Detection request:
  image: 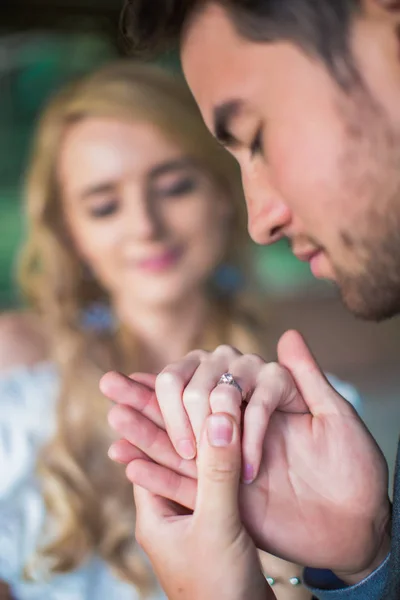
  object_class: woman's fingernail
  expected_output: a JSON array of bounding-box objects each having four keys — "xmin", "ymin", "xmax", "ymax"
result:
[
  {"xmin": 207, "ymin": 415, "xmax": 234, "ymax": 447},
  {"xmin": 243, "ymin": 463, "xmax": 255, "ymax": 484},
  {"xmin": 177, "ymin": 439, "xmax": 196, "ymax": 459}
]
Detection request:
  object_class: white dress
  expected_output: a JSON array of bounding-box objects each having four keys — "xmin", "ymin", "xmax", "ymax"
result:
[
  {"xmin": 0, "ymin": 362, "xmax": 362, "ymax": 600},
  {"xmin": 0, "ymin": 362, "xmax": 165, "ymax": 600}
]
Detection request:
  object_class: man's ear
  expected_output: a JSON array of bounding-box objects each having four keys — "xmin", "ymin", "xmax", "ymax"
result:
[
  {"xmin": 362, "ymin": 0, "xmax": 400, "ymax": 15},
  {"xmin": 375, "ymin": 0, "xmax": 400, "ymax": 11},
  {"xmin": 373, "ymin": 0, "xmax": 400, "ymax": 61},
  {"xmin": 363, "ymin": 0, "xmax": 400, "ymax": 55}
]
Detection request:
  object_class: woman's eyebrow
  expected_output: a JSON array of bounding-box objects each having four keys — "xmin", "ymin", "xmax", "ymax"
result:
[
  {"xmin": 80, "ymin": 182, "xmax": 116, "ymax": 200},
  {"xmin": 148, "ymin": 158, "xmax": 197, "ymax": 181}
]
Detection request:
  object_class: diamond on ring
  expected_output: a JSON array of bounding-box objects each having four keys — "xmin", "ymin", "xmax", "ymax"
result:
[{"xmin": 217, "ymin": 372, "xmax": 245, "ymax": 400}]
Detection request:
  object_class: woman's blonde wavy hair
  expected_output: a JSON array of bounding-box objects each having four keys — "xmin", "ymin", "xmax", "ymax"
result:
[{"xmin": 19, "ymin": 60, "xmax": 264, "ymax": 597}]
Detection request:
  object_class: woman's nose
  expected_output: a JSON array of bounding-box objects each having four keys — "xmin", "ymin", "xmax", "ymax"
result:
[{"xmin": 126, "ymin": 187, "xmax": 161, "ymax": 240}]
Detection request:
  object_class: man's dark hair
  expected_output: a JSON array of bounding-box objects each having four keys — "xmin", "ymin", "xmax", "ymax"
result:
[{"xmin": 120, "ymin": 0, "xmax": 363, "ymax": 88}]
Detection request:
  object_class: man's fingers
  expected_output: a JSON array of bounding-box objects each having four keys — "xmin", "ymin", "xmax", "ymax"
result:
[
  {"xmin": 277, "ymin": 330, "xmax": 342, "ymax": 415},
  {"xmin": 108, "ymin": 439, "xmax": 149, "ymax": 464},
  {"xmin": 128, "ymin": 461, "xmax": 197, "ymax": 511},
  {"xmin": 134, "ymin": 485, "xmax": 176, "ymax": 531},
  {"xmin": 241, "ymin": 362, "xmax": 309, "ymax": 483},
  {"xmin": 128, "ymin": 373, "xmax": 157, "ymax": 388},
  {"xmin": 100, "ymin": 371, "xmax": 164, "ymax": 429},
  {"xmin": 108, "ymin": 405, "xmax": 197, "ymax": 479}
]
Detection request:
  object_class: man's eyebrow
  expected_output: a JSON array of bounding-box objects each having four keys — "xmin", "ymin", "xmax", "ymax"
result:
[{"xmin": 213, "ymin": 100, "xmax": 243, "ymax": 147}]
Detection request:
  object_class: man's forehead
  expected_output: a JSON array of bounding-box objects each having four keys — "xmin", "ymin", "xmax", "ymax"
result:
[
  {"xmin": 181, "ymin": 3, "xmax": 252, "ymax": 126},
  {"xmin": 181, "ymin": 3, "xmax": 310, "ymax": 130}
]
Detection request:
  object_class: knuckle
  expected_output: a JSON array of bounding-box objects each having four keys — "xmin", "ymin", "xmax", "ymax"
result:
[
  {"xmin": 156, "ymin": 369, "xmax": 184, "ymax": 391},
  {"xmin": 206, "ymin": 460, "xmax": 237, "ymax": 483},
  {"xmin": 210, "ymin": 385, "xmax": 237, "ymax": 404},
  {"xmin": 108, "ymin": 405, "xmax": 130, "ymax": 430},
  {"xmin": 261, "ymin": 361, "xmax": 285, "ymax": 380},
  {"xmin": 214, "ymin": 344, "xmax": 240, "ymax": 358},
  {"xmin": 187, "ymin": 349, "xmax": 209, "ymax": 362},
  {"xmin": 183, "ymin": 386, "xmax": 205, "ymax": 407},
  {"xmin": 230, "ymin": 352, "xmax": 264, "ymax": 372},
  {"xmin": 246, "ymin": 353, "xmax": 266, "ymax": 367}
]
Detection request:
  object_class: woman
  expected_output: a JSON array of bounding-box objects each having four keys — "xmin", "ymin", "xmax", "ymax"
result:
[{"xmin": 0, "ymin": 61, "xmax": 359, "ymax": 600}]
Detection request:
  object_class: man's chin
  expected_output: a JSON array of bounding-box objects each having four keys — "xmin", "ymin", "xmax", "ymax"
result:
[{"xmin": 339, "ymin": 284, "xmax": 400, "ymax": 322}]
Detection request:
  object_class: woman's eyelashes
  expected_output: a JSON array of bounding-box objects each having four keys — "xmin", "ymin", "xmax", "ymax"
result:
[
  {"xmin": 153, "ymin": 177, "xmax": 197, "ymax": 199},
  {"xmin": 86, "ymin": 177, "xmax": 197, "ymax": 218},
  {"xmin": 88, "ymin": 198, "xmax": 119, "ymax": 218}
]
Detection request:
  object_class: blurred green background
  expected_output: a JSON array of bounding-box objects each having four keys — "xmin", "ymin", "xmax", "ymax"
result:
[{"xmin": 0, "ymin": 0, "xmax": 325, "ymax": 309}]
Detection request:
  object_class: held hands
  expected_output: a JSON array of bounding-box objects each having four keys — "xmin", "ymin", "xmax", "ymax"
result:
[
  {"xmin": 102, "ymin": 330, "xmax": 391, "ymax": 584},
  {"xmin": 133, "ymin": 409, "xmax": 272, "ymax": 600}
]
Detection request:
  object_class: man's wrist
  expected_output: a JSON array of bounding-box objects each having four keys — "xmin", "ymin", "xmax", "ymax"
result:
[{"xmin": 333, "ymin": 526, "xmax": 391, "ymax": 586}]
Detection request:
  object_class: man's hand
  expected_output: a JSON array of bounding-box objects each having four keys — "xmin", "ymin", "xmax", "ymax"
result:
[{"xmin": 102, "ymin": 330, "xmax": 391, "ymax": 583}]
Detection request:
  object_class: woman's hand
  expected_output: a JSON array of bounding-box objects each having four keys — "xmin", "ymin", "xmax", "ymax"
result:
[
  {"xmin": 131, "ymin": 398, "xmax": 272, "ymax": 600},
  {"xmin": 151, "ymin": 342, "xmax": 309, "ymax": 483},
  {"xmin": 103, "ymin": 330, "xmax": 391, "ymax": 580}
]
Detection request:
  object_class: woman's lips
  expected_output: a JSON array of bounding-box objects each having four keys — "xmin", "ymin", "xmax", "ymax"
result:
[{"xmin": 135, "ymin": 248, "xmax": 183, "ymax": 273}]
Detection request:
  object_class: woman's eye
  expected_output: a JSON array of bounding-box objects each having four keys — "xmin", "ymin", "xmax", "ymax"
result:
[
  {"xmin": 88, "ymin": 200, "xmax": 119, "ymax": 218},
  {"xmin": 250, "ymin": 128, "xmax": 264, "ymax": 158},
  {"xmin": 157, "ymin": 178, "xmax": 197, "ymax": 198}
]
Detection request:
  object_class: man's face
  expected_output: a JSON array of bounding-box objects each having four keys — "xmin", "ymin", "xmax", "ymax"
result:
[{"xmin": 182, "ymin": 3, "xmax": 400, "ymax": 320}]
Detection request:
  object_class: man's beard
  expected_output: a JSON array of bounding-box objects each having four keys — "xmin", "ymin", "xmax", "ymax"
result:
[
  {"xmin": 334, "ymin": 224, "xmax": 400, "ymax": 321},
  {"xmin": 334, "ymin": 88, "xmax": 400, "ymax": 321}
]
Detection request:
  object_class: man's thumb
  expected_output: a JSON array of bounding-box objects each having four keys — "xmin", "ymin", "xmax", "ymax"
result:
[
  {"xmin": 278, "ymin": 330, "xmax": 343, "ymax": 414},
  {"xmin": 195, "ymin": 413, "xmax": 241, "ymax": 525}
]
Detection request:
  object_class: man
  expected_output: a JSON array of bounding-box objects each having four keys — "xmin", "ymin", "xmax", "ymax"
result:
[{"xmin": 102, "ymin": 1, "xmax": 400, "ymax": 598}]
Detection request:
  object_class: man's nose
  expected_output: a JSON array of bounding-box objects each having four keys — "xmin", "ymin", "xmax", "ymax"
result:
[{"xmin": 243, "ymin": 174, "xmax": 291, "ymax": 246}]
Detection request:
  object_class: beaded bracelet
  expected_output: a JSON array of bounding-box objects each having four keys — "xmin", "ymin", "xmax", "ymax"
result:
[{"xmin": 265, "ymin": 575, "xmax": 302, "ymax": 586}]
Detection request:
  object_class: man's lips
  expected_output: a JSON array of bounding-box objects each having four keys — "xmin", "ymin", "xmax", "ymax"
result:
[
  {"xmin": 293, "ymin": 249, "xmax": 327, "ymax": 278},
  {"xmin": 293, "ymin": 249, "xmax": 322, "ymax": 263}
]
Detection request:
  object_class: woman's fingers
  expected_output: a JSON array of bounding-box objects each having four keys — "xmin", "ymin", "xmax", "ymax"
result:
[
  {"xmin": 108, "ymin": 404, "xmax": 197, "ymax": 479},
  {"xmin": 156, "ymin": 346, "xmax": 242, "ymax": 460},
  {"xmin": 181, "ymin": 346, "xmax": 242, "ymax": 446},
  {"xmin": 155, "ymin": 352, "xmax": 205, "ymax": 460},
  {"xmin": 208, "ymin": 353, "xmax": 264, "ymax": 421}
]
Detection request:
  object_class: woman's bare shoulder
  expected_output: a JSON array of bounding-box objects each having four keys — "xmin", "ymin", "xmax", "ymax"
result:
[{"xmin": 0, "ymin": 311, "xmax": 49, "ymax": 371}]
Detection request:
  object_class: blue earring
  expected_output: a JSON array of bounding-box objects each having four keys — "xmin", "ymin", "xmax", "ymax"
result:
[
  {"xmin": 80, "ymin": 302, "xmax": 116, "ymax": 333},
  {"xmin": 213, "ymin": 264, "xmax": 245, "ymax": 293}
]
